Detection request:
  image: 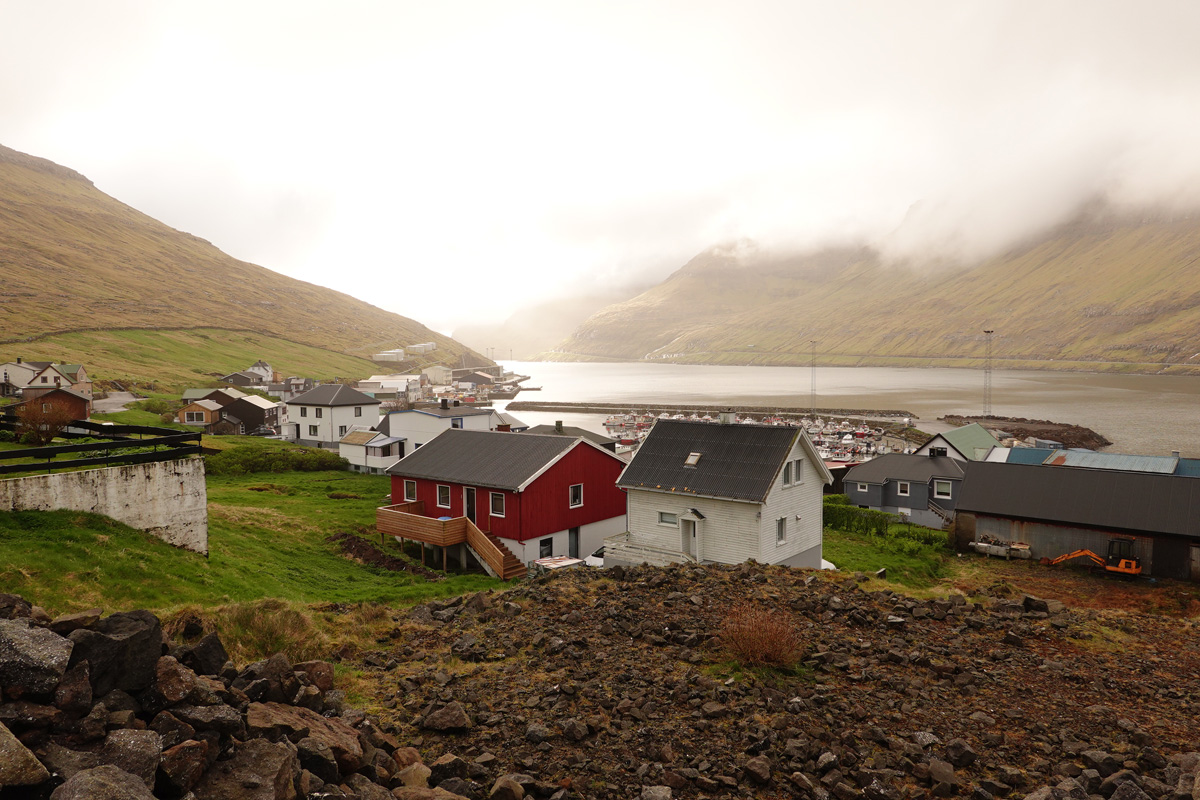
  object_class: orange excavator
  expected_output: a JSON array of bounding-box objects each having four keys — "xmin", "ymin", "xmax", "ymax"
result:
[{"xmin": 1042, "ymin": 538, "xmax": 1141, "ymax": 576}]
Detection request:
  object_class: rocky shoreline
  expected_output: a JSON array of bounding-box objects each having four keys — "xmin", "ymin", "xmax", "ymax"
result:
[{"xmin": 941, "ymin": 416, "xmax": 1113, "ymax": 450}]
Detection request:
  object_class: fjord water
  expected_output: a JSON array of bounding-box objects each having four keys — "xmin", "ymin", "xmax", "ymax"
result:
[{"xmin": 496, "ymin": 361, "xmax": 1200, "ymax": 456}]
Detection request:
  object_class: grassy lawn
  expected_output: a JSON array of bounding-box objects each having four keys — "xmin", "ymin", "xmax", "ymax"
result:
[
  {"xmin": 822, "ymin": 527, "xmax": 951, "ymax": 589},
  {"xmin": 0, "ymin": 464, "xmax": 502, "ymax": 617}
]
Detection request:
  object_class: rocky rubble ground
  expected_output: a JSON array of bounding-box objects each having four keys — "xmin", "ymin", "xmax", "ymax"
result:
[
  {"xmin": 0, "ymin": 592, "xmax": 527, "ymax": 799},
  {"xmin": 352, "ymin": 563, "xmax": 1200, "ymax": 800}
]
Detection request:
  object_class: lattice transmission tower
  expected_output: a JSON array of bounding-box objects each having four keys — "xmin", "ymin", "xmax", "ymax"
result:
[{"xmin": 983, "ymin": 329, "xmax": 994, "ymax": 417}]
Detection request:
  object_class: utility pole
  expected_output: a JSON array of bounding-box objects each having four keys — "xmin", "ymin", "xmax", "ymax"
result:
[
  {"xmin": 810, "ymin": 340, "xmax": 817, "ymax": 413},
  {"xmin": 983, "ymin": 329, "xmax": 994, "ymax": 417}
]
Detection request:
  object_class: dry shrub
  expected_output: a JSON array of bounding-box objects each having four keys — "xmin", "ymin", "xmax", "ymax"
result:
[
  {"xmin": 214, "ymin": 599, "xmax": 330, "ymax": 664},
  {"xmin": 718, "ymin": 603, "xmax": 804, "ymax": 669}
]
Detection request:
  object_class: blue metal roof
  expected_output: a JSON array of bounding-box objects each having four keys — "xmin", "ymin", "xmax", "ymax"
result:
[
  {"xmin": 1003, "ymin": 448, "xmax": 1057, "ymax": 465},
  {"xmin": 1043, "ymin": 450, "xmax": 1178, "ymax": 474}
]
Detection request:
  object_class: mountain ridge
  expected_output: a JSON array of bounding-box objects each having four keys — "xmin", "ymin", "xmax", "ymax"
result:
[
  {"xmin": 541, "ymin": 206, "xmax": 1200, "ymax": 373},
  {"xmin": 0, "ymin": 144, "xmax": 487, "ymax": 369}
]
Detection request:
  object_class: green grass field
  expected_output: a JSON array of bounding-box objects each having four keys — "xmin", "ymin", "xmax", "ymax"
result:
[
  {"xmin": 822, "ymin": 527, "xmax": 950, "ymax": 589},
  {"xmin": 0, "ymin": 463, "xmax": 501, "ymax": 616}
]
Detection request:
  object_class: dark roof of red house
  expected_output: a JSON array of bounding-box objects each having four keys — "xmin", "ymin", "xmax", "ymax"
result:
[{"xmin": 386, "ymin": 429, "xmax": 612, "ymax": 491}]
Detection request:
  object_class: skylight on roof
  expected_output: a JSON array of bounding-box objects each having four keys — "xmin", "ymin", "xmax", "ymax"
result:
[{"xmin": 684, "ymin": 452, "xmax": 702, "ymax": 467}]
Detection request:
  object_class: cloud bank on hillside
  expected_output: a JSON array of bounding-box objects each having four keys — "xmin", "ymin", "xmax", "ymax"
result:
[{"xmin": 3, "ymin": 2, "xmax": 1199, "ymax": 330}]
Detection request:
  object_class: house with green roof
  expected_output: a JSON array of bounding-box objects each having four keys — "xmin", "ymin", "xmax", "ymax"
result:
[{"xmin": 914, "ymin": 422, "xmax": 999, "ymax": 462}]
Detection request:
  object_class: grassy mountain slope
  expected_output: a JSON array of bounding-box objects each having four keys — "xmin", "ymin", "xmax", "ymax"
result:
[
  {"xmin": 0, "ymin": 144, "xmax": 486, "ymax": 369},
  {"xmin": 546, "ymin": 210, "xmax": 1200, "ymax": 372}
]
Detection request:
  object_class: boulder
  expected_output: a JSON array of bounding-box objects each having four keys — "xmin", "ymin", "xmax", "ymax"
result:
[
  {"xmin": 245, "ymin": 701, "xmax": 363, "ymax": 772},
  {"xmin": 49, "ymin": 608, "xmax": 103, "ymax": 636},
  {"xmin": 0, "ymin": 593, "xmax": 33, "ymax": 620},
  {"xmin": 392, "ymin": 788, "xmax": 472, "ymax": 800},
  {"xmin": 293, "ymin": 660, "xmax": 335, "ymax": 692},
  {"xmin": 68, "ymin": 610, "xmax": 162, "ymax": 697},
  {"xmin": 55, "ymin": 661, "xmax": 93, "ymax": 715},
  {"xmin": 158, "ymin": 739, "xmax": 209, "ymax": 793},
  {"xmin": 151, "ymin": 655, "xmax": 198, "ymax": 704},
  {"xmin": 296, "ymin": 735, "xmax": 341, "ymax": 784},
  {"xmin": 744, "ymin": 755, "xmax": 773, "ymax": 785},
  {"xmin": 100, "ymin": 729, "xmax": 163, "ymax": 789},
  {"xmin": 0, "ymin": 720, "xmax": 51, "ymax": 786},
  {"xmin": 490, "ymin": 774, "xmax": 526, "ymax": 800},
  {"xmin": 945, "ymin": 738, "xmax": 978, "ymax": 768},
  {"xmin": 170, "ymin": 703, "xmax": 246, "ymax": 737},
  {"xmin": 422, "ymin": 701, "xmax": 473, "ymax": 732},
  {"xmin": 430, "ymin": 753, "xmax": 468, "ymax": 784},
  {"xmin": 189, "ymin": 737, "xmax": 300, "ymax": 800},
  {"xmin": 48, "ymin": 764, "xmax": 157, "ymax": 800},
  {"xmin": 179, "ymin": 631, "xmax": 230, "ymax": 677},
  {"xmin": 0, "ymin": 618, "xmax": 73, "ymax": 695},
  {"xmin": 39, "ymin": 742, "xmax": 102, "ymax": 782}
]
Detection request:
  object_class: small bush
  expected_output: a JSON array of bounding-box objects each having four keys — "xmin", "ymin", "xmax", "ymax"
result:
[
  {"xmin": 216, "ymin": 598, "xmax": 329, "ymax": 663},
  {"xmin": 0, "ymin": 429, "xmax": 14, "ymax": 442},
  {"xmin": 718, "ymin": 603, "xmax": 804, "ymax": 669}
]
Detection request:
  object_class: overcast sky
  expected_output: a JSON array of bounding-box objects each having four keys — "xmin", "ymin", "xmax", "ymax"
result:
[{"xmin": 4, "ymin": 1, "xmax": 1200, "ymax": 333}]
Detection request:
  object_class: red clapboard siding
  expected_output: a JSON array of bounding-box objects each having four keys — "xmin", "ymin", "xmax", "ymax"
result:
[
  {"xmin": 389, "ymin": 442, "xmax": 625, "ymax": 542},
  {"xmin": 516, "ymin": 443, "xmax": 626, "ymax": 543}
]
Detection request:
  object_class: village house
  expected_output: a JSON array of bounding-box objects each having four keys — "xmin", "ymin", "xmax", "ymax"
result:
[
  {"xmin": 177, "ymin": 399, "xmax": 223, "ymax": 428},
  {"xmin": 0, "ymin": 360, "xmax": 42, "ymax": 396},
  {"xmin": 339, "ymin": 428, "xmax": 406, "ymax": 474},
  {"xmin": 914, "ymin": 422, "xmax": 1000, "ymax": 462},
  {"xmin": 378, "ymin": 428, "xmax": 628, "ymax": 576},
  {"xmin": 956, "ymin": 460, "xmax": 1200, "ymax": 581},
  {"xmin": 285, "ymin": 384, "xmax": 381, "ymax": 448},
  {"xmin": 15, "ymin": 386, "xmax": 92, "ymax": 420},
  {"xmin": 843, "ymin": 453, "xmax": 965, "ymax": 528},
  {"xmin": 216, "ymin": 395, "xmax": 285, "ymax": 435},
  {"xmin": 607, "ymin": 415, "xmax": 832, "ymax": 568},
  {"xmin": 181, "ymin": 387, "xmax": 247, "ymax": 407},
  {"xmin": 378, "ymin": 400, "xmax": 499, "ymax": 450},
  {"xmin": 523, "ymin": 422, "xmax": 618, "ymax": 452}
]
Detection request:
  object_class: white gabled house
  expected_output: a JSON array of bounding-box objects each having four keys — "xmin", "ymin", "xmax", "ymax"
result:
[
  {"xmin": 339, "ymin": 428, "xmax": 406, "ymax": 474},
  {"xmin": 608, "ymin": 414, "xmax": 833, "ymax": 568},
  {"xmin": 285, "ymin": 384, "xmax": 381, "ymax": 449},
  {"xmin": 378, "ymin": 400, "xmax": 499, "ymax": 450}
]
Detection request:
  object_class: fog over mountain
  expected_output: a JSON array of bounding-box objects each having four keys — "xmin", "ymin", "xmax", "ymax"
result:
[{"xmin": 3, "ymin": 2, "xmax": 1199, "ymax": 333}]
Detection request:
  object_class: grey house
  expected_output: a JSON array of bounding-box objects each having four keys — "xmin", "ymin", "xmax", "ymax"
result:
[{"xmin": 843, "ymin": 454, "xmax": 965, "ymax": 528}]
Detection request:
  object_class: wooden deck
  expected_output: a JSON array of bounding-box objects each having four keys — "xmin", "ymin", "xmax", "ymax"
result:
[{"xmin": 377, "ymin": 502, "xmax": 525, "ymax": 580}]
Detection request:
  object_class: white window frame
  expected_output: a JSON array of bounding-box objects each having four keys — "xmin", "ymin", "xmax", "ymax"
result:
[
  {"xmin": 490, "ymin": 491, "xmax": 505, "ymax": 517},
  {"xmin": 684, "ymin": 452, "xmax": 702, "ymax": 467},
  {"xmin": 782, "ymin": 461, "xmax": 792, "ymax": 485},
  {"xmin": 185, "ymin": 411, "xmax": 204, "ymax": 423},
  {"xmin": 776, "ymin": 517, "xmax": 787, "ymax": 544},
  {"xmin": 569, "ymin": 483, "xmax": 583, "ymax": 508},
  {"xmin": 897, "ymin": 481, "xmax": 910, "ymax": 497},
  {"xmin": 354, "ymin": 406, "xmax": 362, "ymax": 417},
  {"xmin": 934, "ymin": 480, "xmax": 952, "ymax": 500},
  {"xmin": 539, "ymin": 537, "xmax": 553, "ymax": 558},
  {"xmin": 338, "ymin": 425, "xmax": 348, "ymax": 437},
  {"xmin": 451, "ymin": 417, "xmax": 463, "ymax": 429},
  {"xmin": 792, "ymin": 459, "xmax": 803, "ymax": 484},
  {"xmin": 658, "ymin": 511, "xmax": 678, "ymax": 526},
  {"xmin": 300, "ymin": 406, "xmax": 307, "ymax": 417},
  {"xmin": 437, "ymin": 485, "xmax": 451, "ymax": 508},
  {"xmin": 856, "ymin": 483, "xmax": 869, "ymax": 492},
  {"xmin": 404, "ymin": 480, "xmax": 417, "ymax": 502},
  {"xmin": 314, "ymin": 407, "xmax": 323, "ymax": 418},
  {"xmin": 307, "ymin": 425, "xmax": 319, "ymax": 436}
]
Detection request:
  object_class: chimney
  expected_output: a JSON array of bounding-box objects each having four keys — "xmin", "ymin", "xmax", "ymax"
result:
[
  {"xmin": 453, "ymin": 400, "xmax": 460, "ymax": 407},
  {"xmin": 555, "ymin": 420, "xmax": 564, "ymax": 434},
  {"xmin": 719, "ymin": 409, "xmax": 735, "ymax": 425},
  {"xmin": 440, "ymin": 398, "xmax": 449, "ymax": 409},
  {"xmin": 16, "ymin": 357, "xmax": 21, "ymax": 364},
  {"xmin": 1173, "ymin": 450, "xmax": 1181, "ymax": 458}
]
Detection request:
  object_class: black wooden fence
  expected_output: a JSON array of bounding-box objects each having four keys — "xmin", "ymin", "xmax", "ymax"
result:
[{"xmin": 0, "ymin": 414, "xmax": 202, "ymax": 476}]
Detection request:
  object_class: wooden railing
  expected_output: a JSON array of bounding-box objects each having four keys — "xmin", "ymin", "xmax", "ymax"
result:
[{"xmin": 375, "ymin": 504, "xmax": 524, "ymax": 580}]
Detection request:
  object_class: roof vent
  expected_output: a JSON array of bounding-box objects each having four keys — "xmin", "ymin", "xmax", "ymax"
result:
[
  {"xmin": 719, "ymin": 409, "xmax": 735, "ymax": 425},
  {"xmin": 555, "ymin": 420, "xmax": 564, "ymax": 434},
  {"xmin": 440, "ymin": 398, "xmax": 449, "ymax": 409}
]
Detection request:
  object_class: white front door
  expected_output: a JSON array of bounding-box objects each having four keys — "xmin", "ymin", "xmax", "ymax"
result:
[{"xmin": 681, "ymin": 519, "xmax": 696, "ymax": 558}]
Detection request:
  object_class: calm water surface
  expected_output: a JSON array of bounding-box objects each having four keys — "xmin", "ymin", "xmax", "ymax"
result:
[{"xmin": 495, "ymin": 361, "xmax": 1200, "ymax": 456}]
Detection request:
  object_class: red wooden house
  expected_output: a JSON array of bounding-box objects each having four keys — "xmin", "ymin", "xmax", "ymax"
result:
[{"xmin": 380, "ymin": 429, "xmax": 627, "ymax": 575}]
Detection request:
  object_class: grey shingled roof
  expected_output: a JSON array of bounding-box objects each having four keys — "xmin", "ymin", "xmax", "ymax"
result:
[
  {"xmin": 288, "ymin": 384, "xmax": 380, "ymax": 407},
  {"xmin": 525, "ymin": 424, "xmax": 614, "ymax": 448},
  {"xmin": 617, "ymin": 419, "xmax": 799, "ymax": 503},
  {"xmin": 957, "ymin": 461, "xmax": 1200, "ymax": 539},
  {"xmin": 844, "ymin": 454, "xmax": 964, "ymax": 485},
  {"xmin": 385, "ymin": 429, "xmax": 579, "ymax": 491}
]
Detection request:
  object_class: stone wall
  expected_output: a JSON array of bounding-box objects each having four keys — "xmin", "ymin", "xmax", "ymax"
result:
[{"xmin": 0, "ymin": 457, "xmax": 208, "ymax": 554}]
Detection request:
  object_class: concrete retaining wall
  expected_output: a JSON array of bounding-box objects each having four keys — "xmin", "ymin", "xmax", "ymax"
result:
[{"xmin": 0, "ymin": 458, "xmax": 208, "ymax": 554}]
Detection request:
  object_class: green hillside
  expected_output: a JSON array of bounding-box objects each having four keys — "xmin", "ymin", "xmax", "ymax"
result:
[
  {"xmin": 545, "ymin": 210, "xmax": 1200, "ymax": 373},
  {"xmin": 0, "ymin": 144, "xmax": 488, "ymax": 373}
]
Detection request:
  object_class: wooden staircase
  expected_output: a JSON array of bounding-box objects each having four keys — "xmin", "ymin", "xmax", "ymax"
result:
[
  {"xmin": 465, "ymin": 521, "xmax": 526, "ymax": 580},
  {"xmin": 928, "ymin": 500, "xmax": 954, "ymax": 529}
]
